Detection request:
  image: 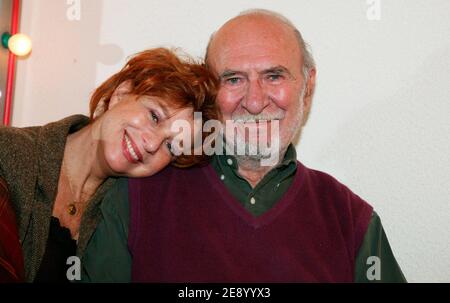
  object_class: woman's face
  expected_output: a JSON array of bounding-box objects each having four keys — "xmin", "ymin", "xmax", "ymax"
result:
[{"xmin": 97, "ymin": 89, "xmax": 193, "ymax": 178}]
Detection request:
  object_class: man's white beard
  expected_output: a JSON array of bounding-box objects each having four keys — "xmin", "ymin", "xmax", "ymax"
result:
[
  {"xmin": 224, "ymin": 90, "xmax": 306, "ymax": 166},
  {"xmin": 225, "ymin": 113, "xmax": 283, "ymax": 161}
]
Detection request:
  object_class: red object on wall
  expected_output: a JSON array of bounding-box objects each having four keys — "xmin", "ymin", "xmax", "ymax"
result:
[
  {"xmin": 3, "ymin": 0, "xmax": 20, "ymax": 126},
  {"xmin": 0, "ymin": 177, "xmax": 25, "ymax": 282}
]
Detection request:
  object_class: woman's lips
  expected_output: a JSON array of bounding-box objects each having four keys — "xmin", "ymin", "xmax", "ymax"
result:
[{"xmin": 122, "ymin": 130, "xmax": 143, "ymax": 163}]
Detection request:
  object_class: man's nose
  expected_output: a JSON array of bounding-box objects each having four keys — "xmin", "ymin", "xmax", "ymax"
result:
[
  {"xmin": 242, "ymin": 79, "xmax": 269, "ymax": 115},
  {"xmin": 141, "ymin": 131, "xmax": 165, "ymax": 154}
]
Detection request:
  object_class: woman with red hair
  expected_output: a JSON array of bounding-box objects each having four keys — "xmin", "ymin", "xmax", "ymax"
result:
[{"xmin": 0, "ymin": 48, "xmax": 218, "ymax": 282}]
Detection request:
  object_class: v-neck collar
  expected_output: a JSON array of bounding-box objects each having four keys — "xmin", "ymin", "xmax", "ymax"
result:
[
  {"xmin": 202, "ymin": 161, "xmax": 306, "ymax": 229},
  {"xmin": 211, "ymin": 144, "xmax": 298, "ymax": 216}
]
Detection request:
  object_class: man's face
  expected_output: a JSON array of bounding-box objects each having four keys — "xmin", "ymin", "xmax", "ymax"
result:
[{"xmin": 208, "ymin": 16, "xmax": 308, "ymax": 160}]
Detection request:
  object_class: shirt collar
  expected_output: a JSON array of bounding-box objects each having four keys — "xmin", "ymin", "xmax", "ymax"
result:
[
  {"xmin": 213, "ymin": 143, "xmax": 298, "ymax": 188},
  {"xmin": 215, "ymin": 143, "xmax": 297, "ymax": 174}
]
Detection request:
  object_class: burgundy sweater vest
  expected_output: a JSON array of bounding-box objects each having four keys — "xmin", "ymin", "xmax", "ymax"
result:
[{"xmin": 128, "ymin": 162, "xmax": 373, "ymax": 282}]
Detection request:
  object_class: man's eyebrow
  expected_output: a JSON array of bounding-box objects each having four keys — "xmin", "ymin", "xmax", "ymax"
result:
[
  {"xmin": 218, "ymin": 66, "xmax": 295, "ymax": 79},
  {"xmin": 260, "ymin": 65, "xmax": 293, "ymax": 77},
  {"xmin": 219, "ymin": 70, "xmax": 245, "ymax": 79}
]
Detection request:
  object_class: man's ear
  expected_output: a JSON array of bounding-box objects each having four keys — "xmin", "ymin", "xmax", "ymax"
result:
[
  {"xmin": 302, "ymin": 68, "xmax": 316, "ymax": 126},
  {"xmin": 108, "ymin": 80, "xmax": 133, "ymax": 109}
]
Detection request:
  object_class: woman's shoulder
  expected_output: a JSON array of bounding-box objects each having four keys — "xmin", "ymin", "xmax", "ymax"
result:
[
  {"xmin": 0, "ymin": 125, "xmax": 40, "ymax": 156},
  {"xmin": 0, "ymin": 115, "xmax": 87, "ymax": 159},
  {"xmin": 0, "ymin": 115, "xmax": 88, "ymax": 143},
  {"xmin": 0, "ymin": 124, "xmax": 40, "ymax": 144},
  {"xmin": 0, "ymin": 125, "xmax": 41, "ymax": 177}
]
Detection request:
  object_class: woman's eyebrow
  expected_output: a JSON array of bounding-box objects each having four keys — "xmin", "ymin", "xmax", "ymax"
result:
[
  {"xmin": 164, "ymin": 106, "xmax": 192, "ymax": 120},
  {"xmin": 143, "ymin": 97, "xmax": 170, "ymax": 118},
  {"xmin": 159, "ymin": 105, "xmax": 170, "ymax": 119}
]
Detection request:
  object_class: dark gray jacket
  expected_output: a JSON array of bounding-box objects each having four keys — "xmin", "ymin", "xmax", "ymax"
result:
[{"xmin": 0, "ymin": 115, "xmax": 116, "ymax": 281}]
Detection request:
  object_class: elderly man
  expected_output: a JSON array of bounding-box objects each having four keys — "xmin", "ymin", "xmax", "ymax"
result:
[{"xmin": 81, "ymin": 9, "xmax": 406, "ymax": 283}]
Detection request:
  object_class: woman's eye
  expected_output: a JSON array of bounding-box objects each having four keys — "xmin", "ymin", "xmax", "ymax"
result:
[
  {"xmin": 150, "ymin": 111, "xmax": 159, "ymax": 123},
  {"xmin": 166, "ymin": 141, "xmax": 175, "ymax": 156}
]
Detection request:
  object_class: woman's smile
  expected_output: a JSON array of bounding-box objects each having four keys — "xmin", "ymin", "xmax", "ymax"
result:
[{"xmin": 122, "ymin": 130, "xmax": 143, "ymax": 163}]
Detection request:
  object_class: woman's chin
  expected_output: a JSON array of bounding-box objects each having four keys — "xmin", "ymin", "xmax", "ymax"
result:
[{"xmin": 104, "ymin": 158, "xmax": 133, "ymax": 176}]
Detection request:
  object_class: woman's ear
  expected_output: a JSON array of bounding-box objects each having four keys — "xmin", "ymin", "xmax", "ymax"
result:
[
  {"xmin": 108, "ymin": 80, "xmax": 133, "ymax": 109},
  {"xmin": 92, "ymin": 80, "xmax": 133, "ymax": 119}
]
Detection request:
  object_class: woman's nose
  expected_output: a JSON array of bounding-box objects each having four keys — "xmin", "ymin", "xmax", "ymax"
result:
[{"xmin": 141, "ymin": 131, "xmax": 165, "ymax": 154}]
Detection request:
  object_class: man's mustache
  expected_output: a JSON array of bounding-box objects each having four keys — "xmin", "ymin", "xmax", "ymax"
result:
[{"xmin": 230, "ymin": 113, "xmax": 285, "ymax": 122}]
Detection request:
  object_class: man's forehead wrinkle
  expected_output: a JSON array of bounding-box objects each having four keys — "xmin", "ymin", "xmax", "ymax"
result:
[
  {"xmin": 219, "ymin": 13, "xmax": 291, "ymax": 37},
  {"xmin": 216, "ymin": 49, "xmax": 296, "ymax": 72},
  {"xmin": 212, "ymin": 31, "xmax": 300, "ymax": 62},
  {"xmin": 210, "ymin": 14, "xmax": 297, "ymax": 55},
  {"xmin": 217, "ymin": 39, "xmax": 293, "ymax": 59},
  {"xmin": 208, "ymin": 14, "xmax": 303, "ymax": 80}
]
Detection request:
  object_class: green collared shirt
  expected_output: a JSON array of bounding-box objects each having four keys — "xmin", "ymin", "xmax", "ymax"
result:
[
  {"xmin": 211, "ymin": 144, "xmax": 298, "ymax": 217},
  {"xmin": 81, "ymin": 145, "xmax": 406, "ymax": 282}
]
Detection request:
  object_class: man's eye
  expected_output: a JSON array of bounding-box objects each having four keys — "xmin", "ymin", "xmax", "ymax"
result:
[
  {"xmin": 150, "ymin": 111, "xmax": 159, "ymax": 123},
  {"xmin": 267, "ymin": 74, "xmax": 282, "ymax": 81},
  {"xmin": 225, "ymin": 77, "xmax": 242, "ymax": 85}
]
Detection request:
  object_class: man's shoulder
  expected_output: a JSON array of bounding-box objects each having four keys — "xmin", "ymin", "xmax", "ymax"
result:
[
  {"xmin": 300, "ymin": 163, "xmax": 350, "ymax": 191},
  {"xmin": 300, "ymin": 163, "xmax": 374, "ymax": 252},
  {"xmin": 299, "ymin": 162, "xmax": 373, "ymax": 210}
]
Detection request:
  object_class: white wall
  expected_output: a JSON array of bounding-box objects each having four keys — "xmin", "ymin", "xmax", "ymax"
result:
[{"xmin": 12, "ymin": 0, "xmax": 450, "ymax": 282}]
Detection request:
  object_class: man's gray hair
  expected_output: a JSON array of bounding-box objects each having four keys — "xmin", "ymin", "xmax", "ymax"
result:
[{"xmin": 205, "ymin": 8, "xmax": 316, "ymax": 81}]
